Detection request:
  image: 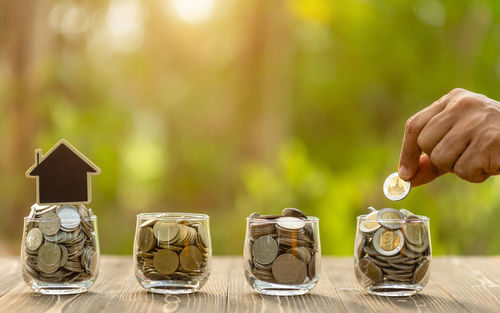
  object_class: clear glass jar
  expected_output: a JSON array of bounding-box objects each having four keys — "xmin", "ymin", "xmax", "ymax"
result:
[
  {"xmin": 354, "ymin": 210, "xmax": 431, "ymax": 296},
  {"xmin": 21, "ymin": 204, "xmax": 99, "ymax": 295},
  {"xmin": 244, "ymin": 215, "xmax": 321, "ymax": 296},
  {"xmin": 134, "ymin": 213, "xmax": 211, "ymax": 294}
]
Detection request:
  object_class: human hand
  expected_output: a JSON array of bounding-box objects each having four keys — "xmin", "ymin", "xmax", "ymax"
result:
[{"xmin": 398, "ymin": 88, "xmax": 500, "ymax": 186}]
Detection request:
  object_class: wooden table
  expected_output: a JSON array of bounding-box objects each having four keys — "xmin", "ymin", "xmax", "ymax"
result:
[{"xmin": 0, "ymin": 256, "xmax": 499, "ymax": 312}]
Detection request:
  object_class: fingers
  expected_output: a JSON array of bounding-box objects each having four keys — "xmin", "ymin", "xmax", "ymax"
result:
[
  {"xmin": 410, "ymin": 154, "xmax": 447, "ymax": 187},
  {"xmin": 428, "ymin": 126, "xmax": 471, "ymax": 172},
  {"xmin": 453, "ymin": 142, "xmax": 490, "ymax": 183},
  {"xmin": 417, "ymin": 111, "xmax": 455, "ymax": 155},
  {"xmin": 399, "ymin": 96, "xmax": 449, "ymax": 180}
]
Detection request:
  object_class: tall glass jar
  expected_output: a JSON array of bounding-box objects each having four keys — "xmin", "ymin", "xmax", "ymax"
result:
[
  {"xmin": 244, "ymin": 213, "xmax": 321, "ymax": 296},
  {"xmin": 21, "ymin": 204, "xmax": 99, "ymax": 295},
  {"xmin": 134, "ymin": 213, "xmax": 211, "ymax": 294},
  {"xmin": 354, "ymin": 208, "xmax": 431, "ymax": 296}
]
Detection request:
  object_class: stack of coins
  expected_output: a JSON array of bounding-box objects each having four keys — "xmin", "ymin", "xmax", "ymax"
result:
[
  {"xmin": 23, "ymin": 204, "xmax": 98, "ymax": 283},
  {"xmin": 246, "ymin": 208, "xmax": 318, "ymax": 285},
  {"xmin": 135, "ymin": 219, "xmax": 209, "ymax": 280},
  {"xmin": 355, "ymin": 208, "xmax": 430, "ymax": 285}
]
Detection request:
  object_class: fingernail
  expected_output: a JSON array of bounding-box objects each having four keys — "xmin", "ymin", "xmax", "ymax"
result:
[{"xmin": 399, "ymin": 165, "xmax": 409, "ymax": 179}]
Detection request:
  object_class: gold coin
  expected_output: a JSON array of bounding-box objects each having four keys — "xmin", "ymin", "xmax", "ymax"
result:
[
  {"xmin": 153, "ymin": 249, "xmax": 179, "ymax": 275},
  {"xmin": 138, "ymin": 227, "xmax": 155, "ymax": 252},
  {"xmin": 373, "ymin": 228, "xmax": 404, "ymax": 256},
  {"xmin": 383, "ymin": 172, "xmax": 411, "ymax": 201},
  {"xmin": 153, "ymin": 221, "xmax": 179, "ymax": 243},
  {"xmin": 179, "ymin": 246, "xmax": 203, "ymax": 272}
]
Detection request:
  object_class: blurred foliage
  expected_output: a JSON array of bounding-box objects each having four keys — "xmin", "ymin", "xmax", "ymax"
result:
[{"xmin": 1, "ymin": 0, "xmax": 500, "ymax": 255}]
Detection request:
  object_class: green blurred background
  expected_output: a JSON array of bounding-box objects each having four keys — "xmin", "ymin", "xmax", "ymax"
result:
[{"xmin": 1, "ymin": 0, "xmax": 500, "ymax": 256}]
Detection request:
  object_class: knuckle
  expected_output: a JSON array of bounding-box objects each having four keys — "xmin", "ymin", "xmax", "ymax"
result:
[
  {"xmin": 416, "ymin": 135, "xmax": 431, "ymax": 154},
  {"xmin": 429, "ymin": 149, "xmax": 451, "ymax": 171},
  {"xmin": 449, "ymin": 88, "xmax": 465, "ymax": 96},
  {"xmin": 405, "ymin": 116, "xmax": 420, "ymax": 135}
]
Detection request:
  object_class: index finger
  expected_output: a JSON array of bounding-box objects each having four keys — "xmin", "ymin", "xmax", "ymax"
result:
[{"xmin": 399, "ymin": 95, "xmax": 449, "ymax": 180}]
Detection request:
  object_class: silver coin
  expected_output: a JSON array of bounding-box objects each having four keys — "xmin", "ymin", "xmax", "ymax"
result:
[{"xmin": 57, "ymin": 205, "xmax": 81, "ymax": 230}]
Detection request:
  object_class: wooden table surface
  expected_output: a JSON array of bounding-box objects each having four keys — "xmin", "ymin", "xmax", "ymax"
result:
[{"xmin": 0, "ymin": 256, "xmax": 499, "ymax": 313}]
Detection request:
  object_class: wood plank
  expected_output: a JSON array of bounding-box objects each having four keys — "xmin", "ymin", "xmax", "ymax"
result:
[
  {"xmin": 0, "ymin": 256, "xmax": 130, "ymax": 313},
  {"xmin": 225, "ymin": 256, "xmax": 347, "ymax": 313},
  {"xmin": 430, "ymin": 256, "xmax": 500, "ymax": 313},
  {"xmin": 0, "ymin": 256, "xmax": 499, "ymax": 313},
  {"xmin": 324, "ymin": 257, "xmax": 470, "ymax": 313},
  {"xmin": 100, "ymin": 256, "xmax": 229, "ymax": 313},
  {"xmin": 0, "ymin": 256, "xmax": 22, "ymax": 297}
]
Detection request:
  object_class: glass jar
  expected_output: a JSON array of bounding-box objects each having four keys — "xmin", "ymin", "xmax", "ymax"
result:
[
  {"xmin": 354, "ymin": 208, "xmax": 431, "ymax": 296},
  {"xmin": 134, "ymin": 213, "xmax": 211, "ymax": 294},
  {"xmin": 244, "ymin": 214, "xmax": 321, "ymax": 296},
  {"xmin": 21, "ymin": 204, "xmax": 99, "ymax": 295}
]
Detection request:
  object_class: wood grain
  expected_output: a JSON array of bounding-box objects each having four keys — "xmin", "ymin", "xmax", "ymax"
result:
[{"xmin": 0, "ymin": 256, "xmax": 498, "ymax": 313}]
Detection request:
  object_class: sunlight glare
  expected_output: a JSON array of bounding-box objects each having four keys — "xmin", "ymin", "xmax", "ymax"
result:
[{"xmin": 171, "ymin": 0, "xmax": 215, "ymax": 24}]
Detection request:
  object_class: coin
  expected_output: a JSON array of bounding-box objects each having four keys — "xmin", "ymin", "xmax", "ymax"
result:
[
  {"xmin": 153, "ymin": 249, "xmax": 179, "ymax": 275},
  {"xmin": 56, "ymin": 205, "xmax": 81, "ymax": 230},
  {"xmin": 246, "ymin": 208, "xmax": 318, "ymax": 286},
  {"xmin": 138, "ymin": 227, "xmax": 155, "ymax": 252},
  {"xmin": 383, "ymin": 172, "xmax": 411, "ymax": 201},
  {"xmin": 253, "ymin": 236, "xmax": 278, "ymax": 265},
  {"xmin": 413, "ymin": 258, "xmax": 430, "ymax": 283},
  {"xmin": 402, "ymin": 215, "xmax": 428, "ymax": 246},
  {"xmin": 359, "ymin": 210, "xmax": 380, "ymax": 233},
  {"xmin": 405, "ymin": 240, "xmax": 428, "ymax": 254},
  {"xmin": 153, "ymin": 221, "xmax": 179, "ymax": 243},
  {"xmin": 286, "ymin": 247, "xmax": 311, "ymax": 264},
  {"xmin": 38, "ymin": 242, "xmax": 61, "ymax": 266},
  {"xmin": 358, "ymin": 258, "xmax": 383, "ymax": 282},
  {"xmin": 281, "ymin": 208, "xmax": 307, "ymax": 219},
  {"xmin": 276, "ymin": 217, "xmax": 306, "ymax": 230},
  {"xmin": 355, "ymin": 207, "xmax": 431, "ymax": 288},
  {"xmin": 196, "ymin": 223, "xmax": 209, "ymax": 249},
  {"xmin": 38, "ymin": 211, "xmax": 61, "ymax": 236},
  {"xmin": 272, "ymin": 254, "xmax": 307, "ymax": 285},
  {"xmin": 373, "ymin": 228, "xmax": 404, "ymax": 256},
  {"xmin": 377, "ymin": 208, "xmax": 404, "ymax": 230},
  {"xmin": 180, "ymin": 245, "xmax": 203, "ymax": 271},
  {"xmin": 23, "ymin": 204, "xmax": 99, "ymax": 284},
  {"xmin": 308, "ymin": 254, "xmax": 316, "ymax": 278},
  {"xmin": 25, "ymin": 228, "xmax": 43, "ymax": 251}
]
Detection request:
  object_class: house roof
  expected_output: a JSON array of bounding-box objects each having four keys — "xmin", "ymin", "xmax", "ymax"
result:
[{"xmin": 26, "ymin": 139, "xmax": 101, "ymax": 177}]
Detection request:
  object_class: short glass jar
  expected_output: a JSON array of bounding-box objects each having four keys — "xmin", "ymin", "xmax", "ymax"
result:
[
  {"xmin": 21, "ymin": 204, "xmax": 99, "ymax": 295},
  {"xmin": 354, "ymin": 208, "xmax": 431, "ymax": 296},
  {"xmin": 134, "ymin": 213, "xmax": 211, "ymax": 294},
  {"xmin": 244, "ymin": 210, "xmax": 320, "ymax": 296}
]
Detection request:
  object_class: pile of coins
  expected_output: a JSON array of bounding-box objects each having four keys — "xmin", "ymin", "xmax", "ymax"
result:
[
  {"xmin": 23, "ymin": 204, "xmax": 98, "ymax": 283},
  {"xmin": 355, "ymin": 207, "xmax": 430, "ymax": 285},
  {"xmin": 135, "ymin": 219, "xmax": 209, "ymax": 280},
  {"xmin": 246, "ymin": 208, "xmax": 318, "ymax": 285}
]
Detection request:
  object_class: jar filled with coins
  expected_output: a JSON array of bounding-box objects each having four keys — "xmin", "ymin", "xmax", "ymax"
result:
[
  {"xmin": 354, "ymin": 207, "xmax": 431, "ymax": 296},
  {"xmin": 244, "ymin": 208, "xmax": 321, "ymax": 296},
  {"xmin": 21, "ymin": 204, "xmax": 99, "ymax": 295},
  {"xmin": 134, "ymin": 213, "xmax": 211, "ymax": 294}
]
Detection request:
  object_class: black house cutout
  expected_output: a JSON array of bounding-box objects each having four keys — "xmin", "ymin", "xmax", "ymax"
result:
[{"xmin": 26, "ymin": 139, "xmax": 100, "ymax": 204}]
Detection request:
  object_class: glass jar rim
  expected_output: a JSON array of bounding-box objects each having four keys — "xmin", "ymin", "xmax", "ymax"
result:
[
  {"xmin": 246, "ymin": 216, "xmax": 319, "ymax": 222},
  {"xmin": 357, "ymin": 214, "xmax": 429, "ymax": 222},
  {"xmin": 137, "ymin": 212, "xmax": 209, "ymax": 220},
  {"xmin": 24, "ymin": 215, "xmax": 97, "ymax": 222}
]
